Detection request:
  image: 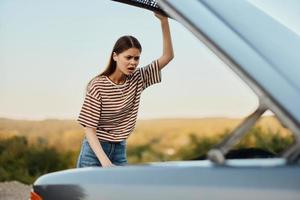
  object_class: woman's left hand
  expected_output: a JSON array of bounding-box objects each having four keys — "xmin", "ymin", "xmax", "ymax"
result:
[{"xmin": 154, "ymin": 12, "xmax": 168, "ymax": 21}]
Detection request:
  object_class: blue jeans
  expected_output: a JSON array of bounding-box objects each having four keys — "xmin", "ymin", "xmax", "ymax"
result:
[{"xmin": 76, "ymin": 138, "xmax": 127, "ymax": 168}]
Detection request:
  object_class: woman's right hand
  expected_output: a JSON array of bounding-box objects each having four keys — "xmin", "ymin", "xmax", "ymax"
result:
[
  {"xmin": 100, "ymin": 157, "xmax": 116, "ymax": 168},
  {"xmin": 84, "ymin": 128, "xmax": 116, "ymax": 168}
]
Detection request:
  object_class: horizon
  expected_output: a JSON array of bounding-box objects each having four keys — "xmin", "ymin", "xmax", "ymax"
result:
[
  {"xmin": 0, "ymin": 113, "xmax": 275, "ymax": 122},
  {"xmin": 1, "ymin": 0, "xmax": 299, "ymax": 120}
]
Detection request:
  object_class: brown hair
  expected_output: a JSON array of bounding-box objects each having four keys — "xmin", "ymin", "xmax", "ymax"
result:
[{"xmin": 86, "ymin": 35, "xmax": 142, "ymax": 91}]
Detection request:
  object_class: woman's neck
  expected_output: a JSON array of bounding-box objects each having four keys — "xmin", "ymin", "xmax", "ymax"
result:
[{"xmin": 108, "ymin": 70, "xmax": 127, "ymax": 85}]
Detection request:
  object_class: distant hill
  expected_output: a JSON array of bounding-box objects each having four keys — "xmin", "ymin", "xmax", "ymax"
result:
[{"xmin": 0, "ymin": 116, "xmax": 292, "ymax": 153}]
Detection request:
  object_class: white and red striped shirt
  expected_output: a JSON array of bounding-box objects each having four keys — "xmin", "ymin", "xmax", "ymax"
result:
[{"xmin": 77, "ymin": 60, "xmax": 161, "ymax": 142}]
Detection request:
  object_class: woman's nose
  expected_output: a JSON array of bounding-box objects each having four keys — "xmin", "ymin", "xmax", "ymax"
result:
[{"xmin": 130, "ymin": 59, "xmax": 138, "ymax": 65}]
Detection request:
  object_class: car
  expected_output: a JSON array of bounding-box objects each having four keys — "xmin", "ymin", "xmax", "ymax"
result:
[{"xmin": 30, "ymin": 0, "xmax": 300, "ymax": 199}]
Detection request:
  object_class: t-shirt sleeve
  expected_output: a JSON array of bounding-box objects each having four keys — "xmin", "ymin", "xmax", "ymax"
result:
[
  {"xmin": 140, "ymin": 59, "xmax": 161, "ymax": 90},
  {"xmin": 77, "ymin": 81, "xmax": 101, "ymax": 129}
]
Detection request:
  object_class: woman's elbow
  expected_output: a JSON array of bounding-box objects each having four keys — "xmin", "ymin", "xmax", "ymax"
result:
[
  {"xmin": 168, "ymin": 53, "xmax": 174, "ymax": 63},
  {"xmin": 166, "ymin": 50, "xmax": 174, "ymax": 60},
  {"xmin": 84, "ymin": 127, "xmax": 97, "ymax": 134},
  {"xmin": 170, "ymin": 53, "xmax": 174, "ymax": 60}
]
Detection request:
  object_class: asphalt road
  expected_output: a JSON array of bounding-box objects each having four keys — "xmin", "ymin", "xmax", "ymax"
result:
[{"xmin": 0, "ymin": 181, "xmax": 32, "ymax": 200}]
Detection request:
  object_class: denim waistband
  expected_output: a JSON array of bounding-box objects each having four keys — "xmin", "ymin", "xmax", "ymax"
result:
[{"xmin": 83, "ymin": 137, "xmax": 126, "ymax": 145}]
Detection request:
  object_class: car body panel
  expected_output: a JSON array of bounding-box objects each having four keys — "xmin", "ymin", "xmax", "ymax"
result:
[{"xmin": 34, "ymin": 160, "xmax": 300, "ymax": 200}]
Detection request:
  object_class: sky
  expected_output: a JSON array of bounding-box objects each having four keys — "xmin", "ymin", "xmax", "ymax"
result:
[{"xmin": 0, "ymin": 0, "xmax": 299, "ymax": 120}]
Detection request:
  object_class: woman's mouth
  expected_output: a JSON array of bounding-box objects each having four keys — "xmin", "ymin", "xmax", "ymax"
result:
[{"xmin": 128, "ymin": 67, "xmax": 135, "ymax": 72}]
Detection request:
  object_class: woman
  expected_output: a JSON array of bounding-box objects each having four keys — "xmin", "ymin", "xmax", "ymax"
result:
[{"xmin": 76, "ymin": 13, "xmax": 174, "ymax": 168}]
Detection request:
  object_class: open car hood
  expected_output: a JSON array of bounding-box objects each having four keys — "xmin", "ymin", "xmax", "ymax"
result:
[
  {"xmin": 157, "ymin": 0, "xmax": 300, "ymax": 163},
  {"xmin": 158, "ymin": 0, "xmax": 300, "ymax": 135}
]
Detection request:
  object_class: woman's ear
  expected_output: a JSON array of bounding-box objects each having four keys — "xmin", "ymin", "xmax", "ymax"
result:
[{"xmin": 112, "ymin": 52, "xmax": 118, "ymax": 62}]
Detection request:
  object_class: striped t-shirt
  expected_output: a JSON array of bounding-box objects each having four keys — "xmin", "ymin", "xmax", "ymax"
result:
[{"xmin": 77, "ymin": 59, "xmax": 161, "ymax": 142}]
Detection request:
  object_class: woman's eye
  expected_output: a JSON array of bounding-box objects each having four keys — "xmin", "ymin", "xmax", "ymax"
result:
[{"xmin": 126, "ymin": 56, "xmax": 139, "ymax": 61}]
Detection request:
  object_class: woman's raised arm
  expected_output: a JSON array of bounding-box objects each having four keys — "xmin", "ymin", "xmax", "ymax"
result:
[{"xmin": 155, "ymin": 13, "xmax": 174, "ymax": 70}]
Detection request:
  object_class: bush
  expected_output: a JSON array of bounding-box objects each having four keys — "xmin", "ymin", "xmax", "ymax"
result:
[
  {"xmin": 0, "ymin": 136, "xmax": 73, "ymax": 184},
  {"xmin": 175, "ymin": 126, "xmax": 293, "ymax": 160}
]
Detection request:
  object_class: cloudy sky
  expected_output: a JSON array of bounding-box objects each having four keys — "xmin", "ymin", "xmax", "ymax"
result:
[{"xmin": 1, "ymin": 0, "xmax": 299, "ymax": 120}]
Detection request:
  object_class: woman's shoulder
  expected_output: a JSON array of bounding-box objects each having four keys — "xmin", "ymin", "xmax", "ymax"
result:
[
  {"xmin": 90, "ymin": 75, "xmax": 106, "ymax": 85},
  {"xmin": 127, "ymin": 68, "xmax": 142, "ymax": 82},
  {"xmin": 129, "ymin": 60, "xmax": 157, "ymax": 80},
  {"xmin": 87, "ymin": 76, "xmax": 106, "ymax": 94}
]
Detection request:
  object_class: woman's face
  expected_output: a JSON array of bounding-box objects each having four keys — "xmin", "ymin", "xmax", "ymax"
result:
[{"xmin": 113, "ymin": 48, "xmax": 141, "ymax": 75}]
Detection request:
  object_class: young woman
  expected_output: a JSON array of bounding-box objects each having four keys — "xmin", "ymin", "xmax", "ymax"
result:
[{"xmin": 76, "ymin": 13, "xmax": 174, "ymax": 168}]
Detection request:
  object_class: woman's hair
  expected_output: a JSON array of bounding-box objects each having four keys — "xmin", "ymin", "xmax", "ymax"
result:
[{"xmin": 86, "ymin": 35, "xmax": 142, "ymax": 92}]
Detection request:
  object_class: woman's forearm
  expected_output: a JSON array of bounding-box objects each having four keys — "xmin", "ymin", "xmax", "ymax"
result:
[
  {"xmin": 161, "ymin": 19, "xmax": 174, "ymax": 61},
  {"xmin": 155, "ymin": 14, "xmax": 174, "ymax": 70},
  {"xmin": 84, "ymin": 127, "xmax": 112, "ymax": 165}
]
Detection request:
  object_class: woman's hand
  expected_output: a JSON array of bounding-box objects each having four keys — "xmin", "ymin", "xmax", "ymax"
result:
[
  {"xmin": 154, "ymin": 12, "xmax": 168, "ymax": 22},
  {"xmin": 100, "ymin": 157, "xmax": 116, "ymax": 168}
]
